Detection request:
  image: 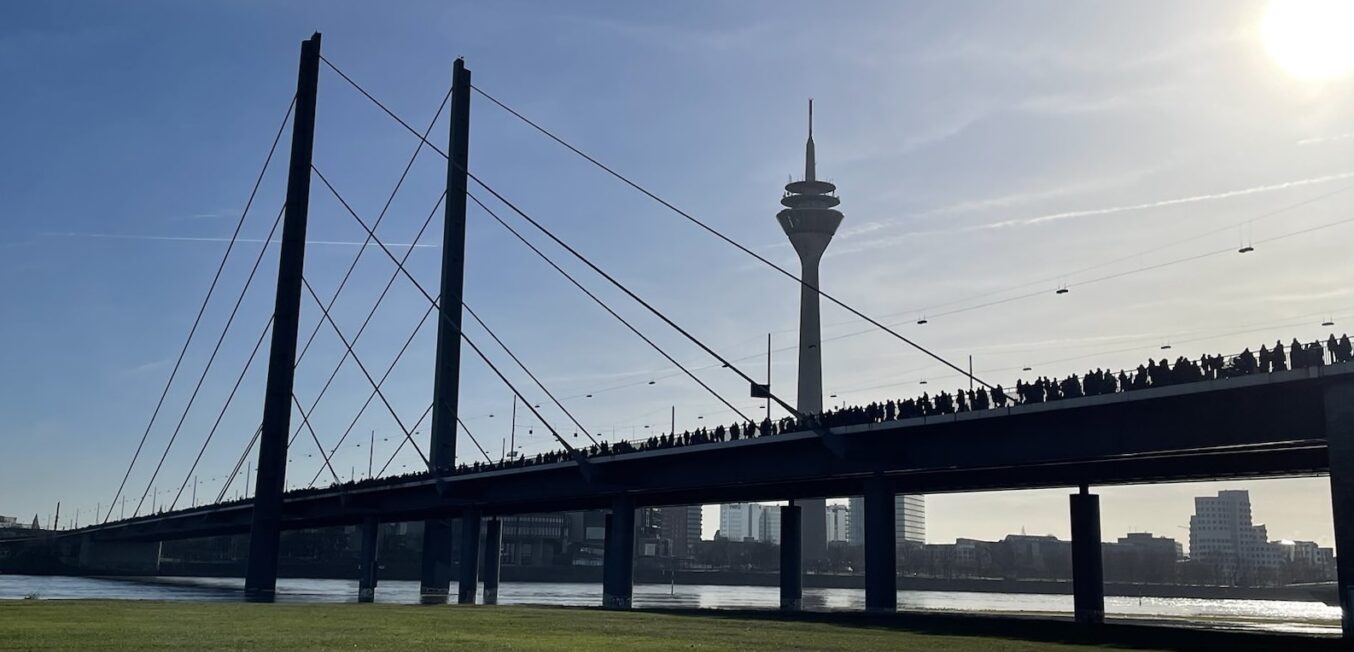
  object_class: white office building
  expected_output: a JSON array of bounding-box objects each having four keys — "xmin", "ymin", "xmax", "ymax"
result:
[
  {"xmin": 826, "ymin": 504, "xmax": 850, "ymax": 543},
  {"xmin": 847, "ymin": 494, "xmax": 926, "ymax": 546},
  {"xmin": 1188, "ymin": 489, "xmax": 1284, "ymax": 580}
]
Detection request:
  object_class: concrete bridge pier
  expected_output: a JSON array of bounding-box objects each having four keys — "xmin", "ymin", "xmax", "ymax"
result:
[
  {"xmin": 863, "ymin": 475, "xmax": 897, "ymax": 612},
  {"xmin": 603, "ymin": 495, "xmax": 635, "ymax": 609},
  {"xmin": 458, "ymin": 510, "xmax": 482, "ymax": 604},
  {"xmin": 75, "ymin": 536, "xmax": 162, "ymax": 575},
  {"xmin": 1325, "ymin": 380, "xmax": 1354, "ymax": 639},
  {"xmin": 357, "ymin": 516, "xmax": 380, "ymax": 603},
  {"xmin": 780, "ymin": 502, "xmax": 803, "ymax": 610},
  {"xmin": 1069, "ymin": 484, "xmax": 1105, "ymax": 624},
  {"xmin": 482, "ymin": 518, "xmax": 502, "ymax": 605}
]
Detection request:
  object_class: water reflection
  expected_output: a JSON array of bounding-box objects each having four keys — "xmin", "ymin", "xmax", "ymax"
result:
[{"xmin": 0, "ymin": 575, "xmax": 1339, "ymax": 635}]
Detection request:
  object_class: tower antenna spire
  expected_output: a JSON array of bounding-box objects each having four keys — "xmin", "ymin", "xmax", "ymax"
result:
[{"xmin": 804, "ymin": 99, "xmax": 816, "ymax": 182}]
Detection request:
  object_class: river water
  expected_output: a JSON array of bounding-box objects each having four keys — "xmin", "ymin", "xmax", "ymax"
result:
[{"xmin": 0, "ymin": 575, "xmax": 1339, "ymax": 636}]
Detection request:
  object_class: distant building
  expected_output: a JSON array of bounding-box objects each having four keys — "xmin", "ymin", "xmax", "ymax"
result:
[
  {"xmin": 719, "ymin": 503, "xmax": 763, "ymax": 542},
  {"xmin": 659, "ymin": 505, "xmax": 702, "ymax": 558},
  {"xmin": 1103, "ymin": 532, "xmax": 1182, "ymax": 583},
  {"xmin": 1188, "ymin": 489, "xmax": 1284, "ymax": 583},
  {"xmin": 0, "ymin": 515, "xmax": 41, "ymax": 540},
  {"xmin": 718, "ymin": 503, "xmax": 791, "ymax": 543},
  {"xmin": 826, "ymin": 504, "xmax": 850, "ymax": 543},
  {"xmin": 759, "ymin": 506, "xmax": 782, "ymax": 544},
  {"xmin": 846, "ymin": 494, "xmax": 926, "ymax": 546},
  {"xmin": 499, "ymin": 514, "xmax": 568, "ymax": 567}
]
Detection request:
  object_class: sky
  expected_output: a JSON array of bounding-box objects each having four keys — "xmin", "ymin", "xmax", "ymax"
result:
[{"xmin": 2, "ymin": 1, "xmax": 1352, "ymax": 550}]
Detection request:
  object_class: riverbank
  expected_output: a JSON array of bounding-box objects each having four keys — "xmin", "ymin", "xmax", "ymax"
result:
[{"xmin": 0, "ymin": 600, "xmax": 1341, "ymax": 651}]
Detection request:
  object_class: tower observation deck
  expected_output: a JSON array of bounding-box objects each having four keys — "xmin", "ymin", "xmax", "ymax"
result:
[{"xmin": 776, "ymin": 100, "xmax": 842, "ymax": 565}]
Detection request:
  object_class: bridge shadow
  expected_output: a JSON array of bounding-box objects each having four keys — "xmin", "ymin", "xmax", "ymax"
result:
[{"xmin": 604, "ymin": 606, "xmax": 1342, "ymax": 651}]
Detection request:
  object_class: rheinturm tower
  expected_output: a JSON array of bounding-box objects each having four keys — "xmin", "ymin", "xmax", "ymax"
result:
[{"xmin": 777, "ymin": 100, "xmax": 842, "ymax": 564}]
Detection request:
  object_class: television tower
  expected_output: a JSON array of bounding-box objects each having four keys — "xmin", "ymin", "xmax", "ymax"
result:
[{"xmin": 776, "ymin": 100, "xmax": 842, "ymax": 564}]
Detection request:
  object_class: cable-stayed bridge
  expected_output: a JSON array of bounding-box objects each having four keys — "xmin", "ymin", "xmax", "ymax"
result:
[{"xmin": 5, "ymin": 33, "xmax": 1354, "ymax": 640}]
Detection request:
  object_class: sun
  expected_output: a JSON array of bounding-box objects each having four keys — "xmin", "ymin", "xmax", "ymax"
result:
[{"xmin": 1261, "ymin": 0, "xmax": 1354, "ymax": 81}]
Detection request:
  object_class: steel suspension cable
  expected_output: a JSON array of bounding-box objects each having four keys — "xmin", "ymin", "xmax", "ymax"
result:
[
  {"xmin": 168, "ymin": 314, "xmax": 274, "ymax": 511},
  {"xmin": 132, "ymin": 203, "xmax": 286, "ymax": 518},
  {"xmin": 468, "ymin": 85, "xmax": 992, "ymax": 390},
  {"xmin": 300, "ymin": 276, "xmax": 432, "ymax": 468},
  {"xmin": 378, "ymin": 408, "xmax": 493, "ymax": 478},
  {"xmin": 212, "ymin": 98, "xmax": 450, "ymax": 507},
  {"xmin": 315, "ymin": 60, "xmax": 802, "ymax": 417},
  {"xmin": 291, "ymin": 87, "xmax": 451, "ymax": 371},
  {"xmin": 311, "ymin": 165, "xmax": 584, "ymax": 458},
  {"xmin": 468, "ymin": 192, "xmax": 754, "ymax": 424},
  {"xmin": 104, "ymin": 97, "xmax": 295, "ymax": 524},
  {"xmin": 461, "ymin": 304, "xmax": 600, "ymax": 446},
  {"xmin": 305, "ymin": 297, "xmax": 439, "ymax": 487},
  {"xmin": 286, "ymin": 192, "xmax": 447, "ymax": 451}
]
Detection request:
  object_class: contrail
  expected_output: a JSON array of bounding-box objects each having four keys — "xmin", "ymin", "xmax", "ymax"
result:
[
  {"xmin": 39, "ymin": 232, "xmax": 436, "ymax": 249},
  {"xmin": 1298, "ymin": 133, "xmax": 1354, "ymax": 146},
  {"xmin": 978, "ymin": 170, "xmax": 1354, "ymax": 230}
]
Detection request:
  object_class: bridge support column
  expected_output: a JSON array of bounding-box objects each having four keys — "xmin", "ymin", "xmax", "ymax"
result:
[
  {"xmin": 603, "ymin": 495, "xmax": 635, "ymax": 609},
  {"xmin": 780, "ymin": 502, "xmax": 802, "ymax": 610},
  {"xmin": 245, "ymin": 32, "xmax": 321, "ymax": 603},
  {"xmin": 458, "ymin": 510, "xmax": 481, "ymax": 605},
  {"xmin": 482, "ymin": 517, "xmax": 502, "ymax": 605},
  {"xmin": 863, "ymin": 475, "xmax": 896, "ymax": 612},
  {"xmin": 1069, "ymin": 484, "xmax": 1104, "ymax": 625},
  {"xmin": 357, "ymin": 516, "xmax": 380, "ymax": 603},
  {"xmin": 1325, "ymin": 380, "xmax": 1354, "ymax": 639}
]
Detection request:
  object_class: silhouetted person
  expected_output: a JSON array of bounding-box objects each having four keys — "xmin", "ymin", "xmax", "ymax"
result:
[
  {"xmin": 1236, "ymin": 348, "xmax": 1257, "ymax": 374},
  {"xmin": 1272, "ymin": 339, "xmax": 1287, "ymax": 371}
]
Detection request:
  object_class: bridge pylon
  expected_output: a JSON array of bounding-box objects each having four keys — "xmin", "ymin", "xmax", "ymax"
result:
[
  {"xmin": 244, "ymin": 31, "xmax": 321, "ymax": 603},
  {"xmin": 420, "ymin": 55, "xmax": 472, "ymax": 605}
]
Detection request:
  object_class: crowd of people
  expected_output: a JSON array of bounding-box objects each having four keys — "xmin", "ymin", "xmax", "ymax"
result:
[{"xmin": 154, "ymin": 333, "xmax": 1354, "ymax": 512}]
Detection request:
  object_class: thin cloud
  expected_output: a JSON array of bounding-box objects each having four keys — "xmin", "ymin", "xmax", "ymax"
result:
[
  {"xmin": 39, "ymin": 232, "xmax": 436, "ymax": 249},
  {"xmin": 1298, "ymin": 133, "xmax": 1354, "ymax": 146},
  {"xmin": 977, "ymin": 171, "xmax": 1354, "ymax": 231}
]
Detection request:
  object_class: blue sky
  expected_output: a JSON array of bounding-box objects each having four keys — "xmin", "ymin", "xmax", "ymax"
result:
[{"xmin": 2, "ymin": 1, "xmax": 1351, "ymax": 547}]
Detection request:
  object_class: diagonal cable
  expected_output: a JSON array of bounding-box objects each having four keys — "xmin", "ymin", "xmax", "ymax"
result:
[
  {"xmin": 290, "ymin": 393, "xmax": 343, "ymax": 486},
  {"xmin": 311, "ymin": 164, "xmax": 585, "ymax": 459},
  {"xmin": 305, "ymin": 297, "xmax": 439, "ymax": 487},
  {"xmin": 462, "ymin": 304, "xmax": 599, "ymax": 446},
  {"xmin": 300, "ymin": 275, "xmax": 432, "ymax": 468},
  {"xmin": 287, "ymin": 191, "xmax": 447, "ymax": 450},
  {"xmin": 469, "ymin": 192, "xmax": 754, "ymax": 424},
  {"xmin": 132, "ymin": 203, "xmax": 286, "ymax": 518},
  {"xmin": 315, "ymin": 60, "xmax": 801, "ymax": 417},
  {"xmin": 467, "ymin": 83, "xmax": 994, "ymax": 389},
  {"xmin": 105, "ymin": 97, "xmax": 295, "ymax": 524},
  {"xmin": 168, "ymin": 314, "xmax": 274, "ymax": 511}
]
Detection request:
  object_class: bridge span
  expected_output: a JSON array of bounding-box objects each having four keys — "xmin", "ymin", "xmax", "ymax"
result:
[{"xmin": 8, "ymin": 359, "xmax": 1353, "ymax": 632}]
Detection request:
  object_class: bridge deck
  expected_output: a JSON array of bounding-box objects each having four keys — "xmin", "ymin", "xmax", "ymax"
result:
[{"xmin": 42, "ymin": 362, "xmax": 1351, "ymax": 542}]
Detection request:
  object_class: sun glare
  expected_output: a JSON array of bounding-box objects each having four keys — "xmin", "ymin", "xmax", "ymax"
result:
[{"xmin": 1261, "ymin": 0, "xmax": 1354, "ymax": 81}]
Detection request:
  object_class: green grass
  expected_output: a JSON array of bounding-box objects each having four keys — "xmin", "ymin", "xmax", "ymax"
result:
[{"xmin": 0, "ymin": 601, "xmax": 1143, "ymax": 651}]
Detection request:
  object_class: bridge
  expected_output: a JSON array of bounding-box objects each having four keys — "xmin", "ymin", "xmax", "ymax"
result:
[{"xmin": 5, "ymin": 33, "xmax": 1353, "ymax": 641}]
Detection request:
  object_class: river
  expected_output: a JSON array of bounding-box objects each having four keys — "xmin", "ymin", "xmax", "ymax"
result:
[{"xmin": 0, "ymin": 575, "xmax": 1340, "ymax": 636}]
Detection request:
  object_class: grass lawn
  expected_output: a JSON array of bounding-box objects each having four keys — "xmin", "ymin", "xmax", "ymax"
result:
[{"xmin": 0, "ymin": 601, "xmax": 1147, "ymax": 651}]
